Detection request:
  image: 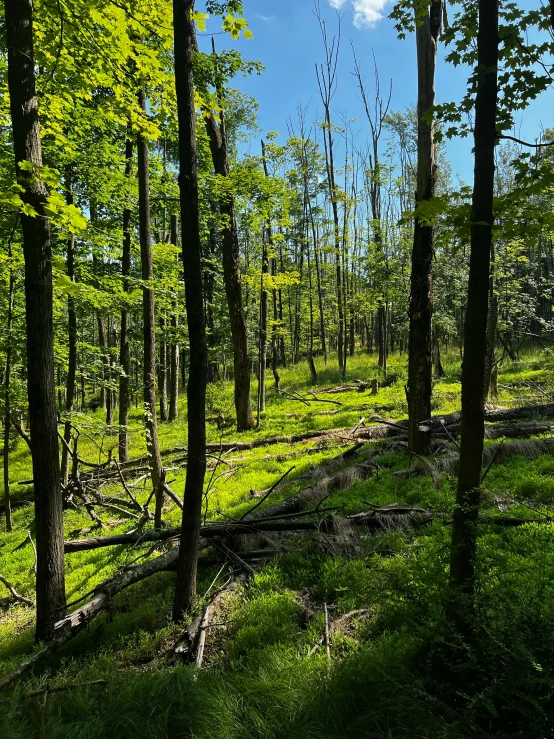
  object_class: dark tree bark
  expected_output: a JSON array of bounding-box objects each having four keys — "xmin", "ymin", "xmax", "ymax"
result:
[
  {"xmin": 118, "ymin": 135, "xmax": 133, "ymax": 462},
  {"xmin": 60, "ymin": 173, "xmax": 78, "ymax": 486},
  {"xmin": 202, "ymin": 46, "xmax": 254, "ymax": 430},
  {"xmin": 137, "ymin": 88, "xmax": 165, "ymax": 529},
  {"xmin": 446, "ymin": 0, "xmax": 499, "ymax": 639},
  {"xmin": 5, "ymin": 0, "xmax": 67, "ymax": 641},
  {"xmin": 168, "ymin": 214, "xmax": 180, "ymax": 422},
  {"xmin": 172, "ymin": 0, "xmax": 208, "ymax": 619},
  {"xmin": 407, "ymin": 1, "xmax": 442, "ymax": 456}
]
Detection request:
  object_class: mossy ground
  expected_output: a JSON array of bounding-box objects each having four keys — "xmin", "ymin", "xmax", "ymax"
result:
[{"xmin": 2, "ymin": 348, "xmax": 554, "ymax": 738}]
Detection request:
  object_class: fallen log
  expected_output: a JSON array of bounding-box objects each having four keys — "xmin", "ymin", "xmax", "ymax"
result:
[
  {"xmin": 441, "ymin": 421, "xmax": 554, "ymax": 440},
  {"xmin": 0, "ymin": 548, "xmax": 179, "ymax": 691},
  {"xmin": 396, "ymin": 436, "xmax": 554, "ymax": 481},
  {"xmin": 63, "ymin": 504, "xmax": 431, "ymax": 554}
]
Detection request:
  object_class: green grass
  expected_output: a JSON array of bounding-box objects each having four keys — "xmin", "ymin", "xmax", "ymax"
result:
[{"xmin": 2, "ymin": 347, "xmax": 554, "ymax": 737}]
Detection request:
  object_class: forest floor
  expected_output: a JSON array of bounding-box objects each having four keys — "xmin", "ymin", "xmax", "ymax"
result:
[{"xmin": 2, "ymin": 349, "xmax": 554, "ymax": 738}]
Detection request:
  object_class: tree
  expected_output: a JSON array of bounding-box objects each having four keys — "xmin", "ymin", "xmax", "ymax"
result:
[
  {"xmin": 202, "ymin": 39, "xmax": 255, "ymax": 431},
  {"xmin": 5, "ymin": 0, "xmax": 67, "ymax": 642},
  {"xmin": 172, "ymin": 0, "xmax": 208, "ymax": 619},
  {"xmin": 446, "ymin": 0, "xmax": 499, "ymax": 639},
  {"xmin": 137, "ymin": 89, "xmax": 165, "ymax": 529},
  {"xmin": 407, "ymin": 1, "xmax": 443, "ymax": 455},
  {"xmin": 119, "ymin": 135, "xmax": 134, "ymax": 462}
]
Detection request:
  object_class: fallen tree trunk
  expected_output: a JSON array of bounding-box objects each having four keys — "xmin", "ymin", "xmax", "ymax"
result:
[
  {"xmin": 441, "ymin": 421, "xmax": 554, "ymax": 440},
  {"xmin": 397, "ymin": 436, "xmax": 554, "ymax": 481},
  {"xmin": 0, "ymin": 548, "xmax": 178, "ymax": 691},
  {"xmin": 64, "ymin": 503, "xmax": 430, "ymax": 554}
]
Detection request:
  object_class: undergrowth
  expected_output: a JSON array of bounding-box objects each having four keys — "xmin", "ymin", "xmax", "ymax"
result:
[{"xmin": 2, "ymin": 348, "xmax": 554, "ymax": 737}]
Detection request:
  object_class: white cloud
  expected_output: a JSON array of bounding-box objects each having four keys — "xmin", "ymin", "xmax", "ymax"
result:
[
  {"xmin": 328, "ymin": 0, "xmax": 389, "ymax": 28},
  {"xmin": 255, "ymin": 13, "xmax": 276, "ymax": 21},
  {"xmin": 352, "ymin": 0, "xmax": 389, "ymax": 27}
]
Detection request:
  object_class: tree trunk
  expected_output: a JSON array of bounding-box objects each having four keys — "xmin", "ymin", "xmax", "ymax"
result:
[
  {"xmin": 172, "ymin": 0, "xmax": 208, "ymax": 618},
  {"xmin": 483, "ymin": 244, "xmax": 498, "ymax": 401},
  {"xmin": 446, "ymin": 0, "xmax": 499, "ymax": 639},
  {"xmin": 258, "ymin": 233, "xmax": 269, "ymax": 422},
  {"xmin": 407, "ymin": 1, "xmax": 441, "ymax": 456},
  {"xmin": 97, "ymin": 313, "xmax": 107, "ymax": 409},
  {"xmin": 3, "ymin": 225, "xmax": 16, "ymax": 533},
  {"xmin": 202, "ymin": 46, "xmax": 254, "ymax": 431},
  {"xmin": 119, "ymin": 134, "xmax": 133, "ymax": 462},
  {"xmin": 169, "ymin": 214, "xmax": 180, "ymax": 422},
  {"xmin": 60, "ymin": 174, "xmax": 78, "ymax": 486},
  {"xmin": 137, "ymin": 88, "xmax": 165, "ymax": 530},
  {"xmin": 158, "ymin": 318, "xmax": 168, "ymax": 421},
  {"xmin": 5, "ymin": 0, "xmax": 67, "ymax": 641}
]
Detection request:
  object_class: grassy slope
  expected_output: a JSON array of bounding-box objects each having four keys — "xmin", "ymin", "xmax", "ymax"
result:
[{"xmin": 1, "ymin": 349, "xmax": 554, "ymax": 738}]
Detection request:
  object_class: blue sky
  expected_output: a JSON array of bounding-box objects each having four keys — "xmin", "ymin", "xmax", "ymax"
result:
[{"xmin": 197, "ymin": 0, "xmax": 554, "ymax": 185}]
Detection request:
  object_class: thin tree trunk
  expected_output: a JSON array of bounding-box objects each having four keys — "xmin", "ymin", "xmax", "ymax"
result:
[
  {"xmin": 60, "ymin": 174, "xmax": 78, "ymax": 485},
  {"xmin": 483, "ymin": 244, "xmax": 498, "ymax": 400},
  {"xmin": 119, "ymin": 134, "xmax": 133, "ymax": 462},
  {"xmin": 3, "ymin": 224, "xmax": 16, "ymax": 533},
  {"xmin": 105, "ymin": 316, "xmax": 114, "ymax": 427},
  {"xmin": 158, "ymin": 318, "xmax": 168, "ymax": 421},
  {"xmin": 172, "ymin": 0, "xmax": 207, "ymax": 618},
  {"xmin": 258, "ymin": 230, "xmax": 269, "ymax": 422},
  {"xmin": 407, "ymin": 1, "xmax": 441, "ymax": 456},
  {"xmin": 97, "ymin": 313, "xmax": 107, "ymax": 409},
  {"xmin": 169, "ymin": 214, "xmax": 180, "ymax": 422},
  {"xmin": 202, "ymin": 41, "xmax": 254, "ymax": 430},
  {"xmin": 446, "ymin": 0, "xmax": 499, "ymax": 639},
  {"xmin": 137, "ymin": 88, "xmax": 164, "ymax": 529},
  {"xmin": 5, "ymin": 0, "xmax": 67, "ymax": 641}
]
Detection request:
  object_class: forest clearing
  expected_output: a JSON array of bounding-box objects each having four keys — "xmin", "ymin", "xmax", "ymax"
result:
[{"xmin": 3, "ymin": 0, "xmax": 554, "ymax": 736}]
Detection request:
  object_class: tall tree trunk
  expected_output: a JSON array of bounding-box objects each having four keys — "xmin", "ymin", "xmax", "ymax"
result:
[
  {"xmin": 137, "ymin": 88, "xmax": 164, "ymax": 529},
  {"xmin": 119, "ymin": 135, "xmax": 133, "ymax": 462},
  {"xmin": 407, "ymin": 1, "xmax": 441, "ymax": 456},
  {"xmin": 105, "ymin": 318, "xmax": 114, "ymax": 427},
  {"xmin": 3, "ymin": 224, "xmax": 16, "ymax": 533},
  {"xmin": 258, "ymin": 234, "xmax": 269, "ymax": 423},
  {"xmin": 172, "ymin": 0, "xmax": 208, "ymax": 619},
  {"xmin": 169, "ymin": 214, "xmax": 180, "ymax": 421},
  {"xmin": 305, "ymin": 205, "xmax": 318, "ymax": 384},
  {"xmin": 97, "ymin": 313, "xmax": 107, "ymax": 409},
  {"xmin": 158, "ymin": 318, "xmax": 168, "ymax": 421},
  {"xmin": 5, "ymin": 0, "xmax": 66, "ymax": 641},
  {"xmin": 202, "ymin": 41, "xmax": 254, "ymax": 430},
  {"xmin": 483, "ymin": 244, "xmax": 498, "ymax": 400},
  {"xmin": 60, "ymin": 174, "xmax": 78, "ymax": 486},
  {"xmin": 446, "ymin": 0, "xmax": 499, "ymax": 639}
]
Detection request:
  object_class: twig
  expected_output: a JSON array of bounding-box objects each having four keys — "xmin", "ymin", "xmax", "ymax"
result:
[
  {"xmin": 440, "ymin": 419, "xmax": 461, "ymax": 450},
  {"xmin": 324, "ymin": 602, "xmax": 331, "ymax": 660},
  {"xmin": 28, "ymin": 531, "xmax": 37, "ymax": 575},
  {"xmin": 481, "ymin": 441, "xmax": 505, "ymax": 484},
  {"xmin": 195, "ymin": 605, "xmax": 213, "ymax": 668},
  {"xmin": 212, "ymin": 540, "xmax": 255, "ymax": 575},
  {"xmin": 0, "ymin": 575, "xmax": 35, "ymax": 607},
  {"xmin": 114, "ymin": 460, "xmax": 140, "ymax": 509},
  {"xmin": 241, "ymin": 466, "xmax": 296, "ymax": 520},
  {"xmin": 161, "ymin": 482, "xmax": 184, "ymax": 510},
  {"xmin": 202, "ymin": 562, "xmax": 227, "ymax": 600}
]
